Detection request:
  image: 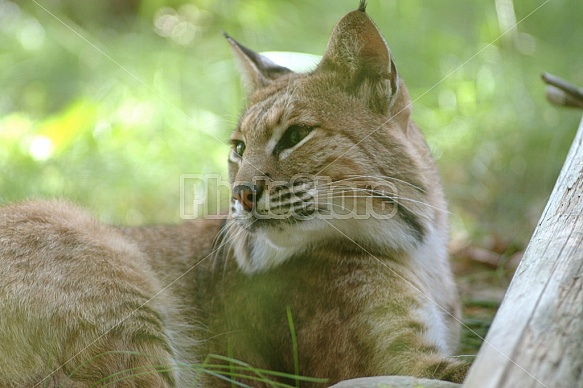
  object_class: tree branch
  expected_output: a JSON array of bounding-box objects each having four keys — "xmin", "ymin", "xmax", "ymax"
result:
[{"xmin": 541, "ymin": 72, "xmax": 583, "ymax": 109}]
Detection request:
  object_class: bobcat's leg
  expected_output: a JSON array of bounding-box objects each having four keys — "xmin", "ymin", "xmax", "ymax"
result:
[
  {"xmin": 0, "ymin": 201, "xmax": 181, "ymax": 387},
  {"xmin": 0, "ymin": 304, "xmax": 179, "ymax": 388},
  {"xmin": 58, "ymin": 306, "xmax": 179, "ymax": 387}
]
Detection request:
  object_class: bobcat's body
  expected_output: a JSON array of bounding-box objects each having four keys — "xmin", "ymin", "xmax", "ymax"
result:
[{"xmin": 0, "ymin": 3, "xmax": 468, "ymax": 386}]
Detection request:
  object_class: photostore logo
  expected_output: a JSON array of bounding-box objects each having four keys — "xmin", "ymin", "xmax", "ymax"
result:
[{"xmin": 180, "ymin": 174, "xmax": 399, "ymax": 220}]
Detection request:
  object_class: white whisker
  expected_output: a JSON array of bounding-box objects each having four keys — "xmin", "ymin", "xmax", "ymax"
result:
[
  {"xmin": 314, "ymin": 185, "xmax": 450, "ymax": 215},
  {"xmin": 394, "ymin": 196, "xmax": 452, "ymax": 215},
  {"xmin": 319, "ymin": 174, "xmax": 426, "ymax": 193}
]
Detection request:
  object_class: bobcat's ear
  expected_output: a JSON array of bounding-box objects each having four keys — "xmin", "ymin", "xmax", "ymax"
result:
[
  {"xmin": 224, "ymin": 33, "xmax": 293, "ymax": 95},
  {"xmin": 317, "ymin": 2, "xmax": 399, "ymax": 113}
]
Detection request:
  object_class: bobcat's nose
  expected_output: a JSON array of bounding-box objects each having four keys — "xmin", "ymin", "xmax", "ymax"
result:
[{"xmin": 232, "ymin": 184, "xmax": 262, "ymax": 212}]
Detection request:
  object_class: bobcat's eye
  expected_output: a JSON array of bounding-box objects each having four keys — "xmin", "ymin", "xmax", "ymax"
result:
[
  {"xmin": 275, "ymin": 125, "xmax": 313, "ymax": 155},
  {"xmin": 232, "ymin": 141, "xmax": 246, "ymax": 157}
]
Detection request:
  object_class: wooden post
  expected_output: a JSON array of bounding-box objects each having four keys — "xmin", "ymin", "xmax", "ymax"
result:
[{"xmin": 463, "ymin": 115, "xmax": 583, "ymax": 388}]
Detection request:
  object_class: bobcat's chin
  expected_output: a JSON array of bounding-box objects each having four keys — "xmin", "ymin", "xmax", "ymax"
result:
[
  {"xmin": 231, "ymin": 208, "xmax": 326, "ymax": 247},
  {"xmin": 229, "ymin": 208, "xmax": 426, "ymax": 274},
  {"xmin": 228, "ymin": 213, "xmax": 331, "ymax": 273}
]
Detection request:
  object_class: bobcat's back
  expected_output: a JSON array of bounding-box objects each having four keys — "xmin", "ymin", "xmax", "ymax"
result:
[{"xmin": 0, "ymin": 201, "xmax": 193, "ymax": 386}]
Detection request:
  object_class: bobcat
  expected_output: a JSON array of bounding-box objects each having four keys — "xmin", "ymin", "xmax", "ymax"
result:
[{"xmin": 0, "ymin": 2, "xmax": 468, "ymax": 387}]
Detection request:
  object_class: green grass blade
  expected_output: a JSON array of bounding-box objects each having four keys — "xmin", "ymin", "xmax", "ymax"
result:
[{"xmin": 286, "ymin": 305, "xmax": 300, "ymax": 388}]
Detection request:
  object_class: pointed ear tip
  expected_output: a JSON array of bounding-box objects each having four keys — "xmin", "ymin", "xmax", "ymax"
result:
[
  {"xmin": 223, "ymin": 31, "xmax": 235, "ymax": 43},
  {"xmin": 340, "ymin": 4, "xmax": 373, "ymax": 26},
  {"xmin": 224, "ymin": 33, "xmax": 244, "ymax": 53}
]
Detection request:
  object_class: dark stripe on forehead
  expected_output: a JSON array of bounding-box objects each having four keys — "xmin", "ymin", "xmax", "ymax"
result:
[{"xmin": 240, "ymin": 94, "xmax": 286, "ymax": 135}]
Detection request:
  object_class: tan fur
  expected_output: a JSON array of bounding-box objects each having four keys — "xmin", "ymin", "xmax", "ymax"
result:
[
  {"xmin": 0, "ymin": 3, "xmax": 468, "ymax": 386},
  {"xmin": 0, "ymin": 201, "xmax": 197, "ymax": 386}
]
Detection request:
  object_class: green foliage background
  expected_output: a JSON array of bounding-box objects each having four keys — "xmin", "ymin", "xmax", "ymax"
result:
[{"xmin": 1, "ymin": 0, "xmax": 582, "ymax": 249}]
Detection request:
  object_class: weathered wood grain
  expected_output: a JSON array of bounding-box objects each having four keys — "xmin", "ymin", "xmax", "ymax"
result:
[{"xmin": 463, "ymin": 116, "xmax": 583, "ymax": 388}]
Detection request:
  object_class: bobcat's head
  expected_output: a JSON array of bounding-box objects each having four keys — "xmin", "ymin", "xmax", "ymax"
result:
[{"xmin": 225, "ymin": 2, "xmax": 446, "ymax": 273}]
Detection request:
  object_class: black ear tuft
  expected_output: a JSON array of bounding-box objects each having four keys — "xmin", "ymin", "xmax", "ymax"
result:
[
  {"xmin": 358, "ymin": 0, "xmax": 367, "ymax": 13},
  {"xmin": 225, "ymin": 33, "xmax": 292, "ymax": 96}
]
